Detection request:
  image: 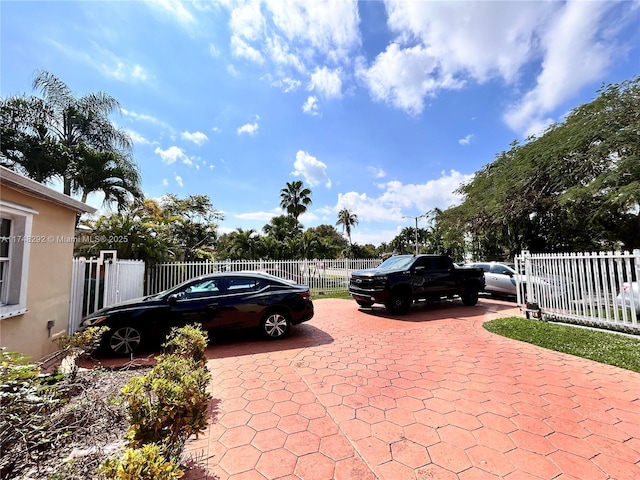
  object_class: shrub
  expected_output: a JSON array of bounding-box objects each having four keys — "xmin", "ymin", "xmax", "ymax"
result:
[
  {"xmin": 120, "ymin": 325, "xmax": 211, "ymax": 457},
  {"xmin": 52, "ymin": 326, "xmax": 109, "ymax": 354},
  {"xmin": 122, "ymin": 354, "xmax": 211, "ymax": 451},
  {"xmin": 162, "ymin": 324, "xmax": 208, "ymax": 367},
  {"xmin": 98, "ymin": 443, "xmax": 183, "ymax": 480}
]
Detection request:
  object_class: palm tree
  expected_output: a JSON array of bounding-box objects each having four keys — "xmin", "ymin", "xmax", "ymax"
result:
[
  {"xmin": 263, "ymin": 215, "xmax": 303, "ymax": 242},
  {"xmin": 73, "ymin": 147, "xmax": 142, "ymax": 210},
  {"xmin": 1, "ymin": 70, "xmax": 141, "ymax": 205},
  {"xmin": 279, "ymin": 181, "xmax": 312, "ymax": 220},
  {"xmin": 336, "ymin": 208, "xmax": 358, "ymax": 245}
]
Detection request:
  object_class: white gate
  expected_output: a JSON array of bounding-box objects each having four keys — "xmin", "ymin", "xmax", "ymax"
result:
[
  {"xmin": 515, "ymin": 250, "xmax": 639, "ymax": 333},
  {"xmin": 68, "ymin": 251, "xmax": 145, "ymax": 334}
]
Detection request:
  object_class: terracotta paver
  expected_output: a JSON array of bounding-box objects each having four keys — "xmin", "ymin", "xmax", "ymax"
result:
[{"xmin": 170, "ymin": 297, "xmax": 640, "ymax": 479}]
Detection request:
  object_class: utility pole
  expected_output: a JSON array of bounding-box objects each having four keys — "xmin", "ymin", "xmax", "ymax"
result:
[{"xmin": 403, "ymin": 214, "xmax": 425, "ymax": 255}]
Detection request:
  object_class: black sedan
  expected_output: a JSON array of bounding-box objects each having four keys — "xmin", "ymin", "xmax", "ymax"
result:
[{"xmin": 80, "ymin": 272, "xmax": 314, "ymax": 356}]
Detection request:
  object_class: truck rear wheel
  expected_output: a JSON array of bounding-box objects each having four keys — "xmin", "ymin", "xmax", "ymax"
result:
[
  {"xmin": 386, "ymin": 292, "xmax": 412, "ymax": 314},
  {"xmin": 461, "ymin": 288, "xmax": 479, "ymax": 306}
]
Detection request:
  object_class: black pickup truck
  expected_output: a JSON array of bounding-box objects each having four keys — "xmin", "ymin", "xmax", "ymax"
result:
[{"xmin": 349, "ymin": 254, "xmax": 485, "ymax": 314}]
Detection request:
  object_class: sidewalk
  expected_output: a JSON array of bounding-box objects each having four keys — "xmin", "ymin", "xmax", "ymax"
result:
[{"xmin": 182, "ymin": 298, "xmax": 640, "ymax": 480}]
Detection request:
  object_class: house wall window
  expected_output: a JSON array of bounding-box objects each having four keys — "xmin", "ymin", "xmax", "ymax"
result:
[
  {"xmin": 0, "ymin": 218, "xmax": 11, "ymax": 305},
  {"xmin": 0, "ymin": 201, "xmax": 36, "ymax": 319}
]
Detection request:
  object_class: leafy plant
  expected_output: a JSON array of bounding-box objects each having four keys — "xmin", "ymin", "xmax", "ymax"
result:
[
  {"xmin": 122, "ymin": 354, "xmax": 211, "ymax": 451},
  {"xmin": 52, "ymin": 326, "xmax": 109, "ymax": 354},
  {"xmin": 98, "ymin": 443, "xmax": 183, "ymax": 480},
  {"xmin": 162, "ymin": 324, "xmax": 208, "ymax": 368}
]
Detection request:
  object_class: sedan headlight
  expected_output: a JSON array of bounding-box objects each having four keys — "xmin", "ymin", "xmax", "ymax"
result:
[{"xmin": 81, "ymin": 315, "xmax": 108, "ymax": 327}]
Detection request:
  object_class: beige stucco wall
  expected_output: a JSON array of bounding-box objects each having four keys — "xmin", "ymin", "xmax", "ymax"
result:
[{"xmin": 0, "ymin": 186, "xmax": 78, "ymax": 361}]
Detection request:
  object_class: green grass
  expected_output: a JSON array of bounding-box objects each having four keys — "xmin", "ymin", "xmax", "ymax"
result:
[
  {"xmin": 311, "ymin": 290, "xmax": 351, "ymax": 300},
  {"xmin": 484, "ymin": 317, "xmax": 640, "ymax": 373}
]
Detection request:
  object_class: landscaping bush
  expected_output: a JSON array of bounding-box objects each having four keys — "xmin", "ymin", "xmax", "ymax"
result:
[
  {"xmin": 122, "ymin": 354, "xmax": 211, "ymax": 452},
  {"xmin": 112, "ymin": 324, "xmax": 211, "ymax": 467},
  {"xmin": 162, "ymin": 323, "xmax": 208, "ymax": 367},
  {"xmin": 98, "ymin": 443, "xmax": 183, "ymax": 480}
]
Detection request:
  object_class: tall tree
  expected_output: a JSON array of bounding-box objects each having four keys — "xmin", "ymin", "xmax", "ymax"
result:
[
  {"xmin": 336, "ymin": 208, "xmax": 358, "ymax": 245},
  {"xmin": 0, "ymin": 70, "xmax": 141, "ymax": 207},
  {"xmin": 450, "ymin": 75, "xmax": 640, "ymax": 255},
  {"xmin": 279, "ymin": 180, "xmax": 312, "ymax": 220}
]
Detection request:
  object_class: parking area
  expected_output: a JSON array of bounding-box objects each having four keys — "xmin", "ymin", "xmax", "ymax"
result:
[{"xmin": 181, "ymin": 297, "xmax": 640, "ymax": 480}]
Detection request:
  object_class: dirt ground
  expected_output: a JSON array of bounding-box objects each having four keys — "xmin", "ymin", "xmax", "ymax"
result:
[{"xmin": 4, "ymin": 365, "xmax": 148, "ymax": 480}]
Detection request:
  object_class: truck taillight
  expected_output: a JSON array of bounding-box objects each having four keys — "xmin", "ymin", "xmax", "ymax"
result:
[{"xmin": 299, "ymin": 291, "xmax": 310, "ymax": 299}]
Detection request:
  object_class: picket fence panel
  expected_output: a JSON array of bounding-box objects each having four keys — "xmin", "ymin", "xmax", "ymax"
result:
[
  {"xmin": 515, "ymin": 250, "xmax": 640, "ymax": 333},
  {"xmin": 68, "ymin": 252, "xmax": 144, "ymax": 334},
  {"xmin": 146, "ymin": 258, "xmax": 381, "ymax": 296}
]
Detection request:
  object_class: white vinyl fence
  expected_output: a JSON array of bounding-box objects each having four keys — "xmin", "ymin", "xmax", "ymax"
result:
[
  {"xmin": 68, "ymin": 251, "xmax": 145, "ymax": 334},
  {"xmin": 146, "ymin": 258, "xmax": 381, "ymax": 296},
  {"xmin": 515, "ymin": 250, "xmax": 640, "ymax": 333}
]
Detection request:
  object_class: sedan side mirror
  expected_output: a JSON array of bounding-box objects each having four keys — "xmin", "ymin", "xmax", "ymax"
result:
[{"xmin": 168, "ymin": 294, "xmax": 180, "ymax": 306}]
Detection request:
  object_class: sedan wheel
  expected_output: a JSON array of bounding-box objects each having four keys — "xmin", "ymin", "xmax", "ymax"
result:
[
  {"xmin": 108, "ymin": 326, "xmax": 142, "ymax": 355},
  {"xmin": 261, "ymin": 312, "xmax": 290, "ymax": 339}
]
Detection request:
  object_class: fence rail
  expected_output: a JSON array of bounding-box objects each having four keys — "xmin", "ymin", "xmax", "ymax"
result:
[
  {"xmin": 515, "ymin": 250, "xmax": 640, "ymax": 333},
  {"xmin": 146, "ymin": 258, "xmax": 381, "ymax": 296}
]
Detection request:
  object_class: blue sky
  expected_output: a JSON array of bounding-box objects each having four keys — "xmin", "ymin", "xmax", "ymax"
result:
[{"xmin": 2, "ymin": 1, "xmax": 639, "ymax": 246}]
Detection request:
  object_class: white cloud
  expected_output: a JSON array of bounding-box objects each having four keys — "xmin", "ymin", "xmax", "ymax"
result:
[
  {"xmin": 309, "ymin": 66, "xmax": 342, "ymax": 99},
  {"xmin": 181, "ymin": 131, "xmax": 209, "ymax": 145},
  {"xmin": 356, "ymin": 44, "xmax": 460, "ymax": 116},
  {"xmin": 267, "ymin": 75, "xmax": 302, "ymax": 92},
  {"xmin": 123, "ymin": 128, "xmax": 150, "ymax": 145},
  {"xmin": 221, "ymin": 0, "xmax": 360, "ymax": 90},
  {"xmin": 292, "ymin": 150, "xmax": 331, "ymax": 188},
  {"xmin": 54, "ymin": 40, "xmax": 153, "ymax": 85},
  {"xmin": 266, "ymin": 35, "xmax": 305, "ymax": 72},
  {"xmin": 209, "ymin": 43, "xmax": 221, "ymax": 57},
  {"xmin": 369, "ymin": 0, "xmax": 630, "ymax": 135},
  {"xmin": 335, "ymin": 170, "xmax": 473, "ymax": 223},
  {"xmin": 231, "ymin": 35, "xmax": 265, "ymax": 64},
  {"xmin": 147, "ymin": 0, "xmax": 194, "ymax": 24},
  {"xmin": 504, "ymin": 1, "xmax": 618, "ymax": 137},
  {"xmin": 367, "ymin": 167, "xmax": 386, "ymax": 179},
  {"xmin": 237, "ymin": 122, "xmax": 259, "ymax": 135},
  {"xmin": 121, "ymin": 108, "xmax": 171, "ymax": 130},
  {"xmin": 228, "ymin": 0, "xmax": 264, "ymax": 41},
  {"xmin": 162, "ymin": 178, "xmax": 169, "ymax": 186},
  {"xmin": 174, "ymin": 174, "xmax": 183, "ymax": 187},
  {"xmin": 263, "ymin": 0, "xmax": 361, "ymax": 63},
  {"xmin": 459, "ymin": 134, "xmax": 473, "ymax": 146},
  {"xmin": 384, "ymin": 1, "xmax": 549, "ymax": 84},
  {"xmin": 302, "ymin": 95, "xmax": 319, "ymax": 116},
  {"xmin": 155, "ymin": 146, "xmax": 187, "ymax": 164}
]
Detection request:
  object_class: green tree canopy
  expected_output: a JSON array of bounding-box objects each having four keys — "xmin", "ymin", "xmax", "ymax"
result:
[
  {"xmin": 1, "ymin": 70, "xmax": 141, "ymax": 210},
  {"xmin": 77, "ymin": 194, "xmax": 223, "ymax": 262},
  {"xmin": 449, "ymin": 75, "xmax": 640, "ymax": 257}
]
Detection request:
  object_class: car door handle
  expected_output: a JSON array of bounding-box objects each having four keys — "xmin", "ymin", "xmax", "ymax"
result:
[{"xmin": 207, "ymin": 303, "xmax": 218, "ymax": 309}]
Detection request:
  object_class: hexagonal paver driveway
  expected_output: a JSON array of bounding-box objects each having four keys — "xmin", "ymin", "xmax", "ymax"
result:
[{"xmin": 182, "ymin": 298, "xmax": 640, "ymax": 480}]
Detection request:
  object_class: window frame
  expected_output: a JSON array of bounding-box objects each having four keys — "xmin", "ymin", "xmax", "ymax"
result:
[{"xmin": 0, "ymin": 200, "xmax": 37, "ymax": 319}]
